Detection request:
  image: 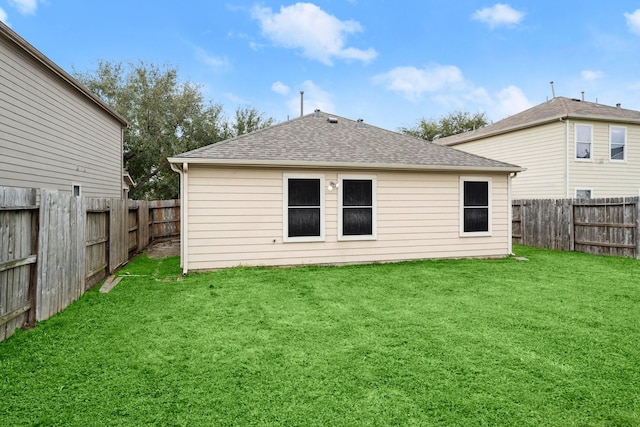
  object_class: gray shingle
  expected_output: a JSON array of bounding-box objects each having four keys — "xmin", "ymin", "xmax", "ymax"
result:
[
  {"xmin": 172, "ymin": 111, "xmax": 521, "ymax": 171},
  {"xmin": 438, "ymin": 96, "xmax": 640, "ymax": 146}
]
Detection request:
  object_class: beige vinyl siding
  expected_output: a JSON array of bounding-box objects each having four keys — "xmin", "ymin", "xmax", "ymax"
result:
[
  {"xmin": 185, "ymin": 165, "xmax": 511, "ymax": 270},
  {"xmin": 569, "ymin": 121, "xmax": 640, "ymax": 197},
  {"xmin": 0, "ymin": 36, "xmax": 123, "ymax": 198},
  {"xmin": 449, "ymin": 122, "xmax": 566, "ymax": 199}
]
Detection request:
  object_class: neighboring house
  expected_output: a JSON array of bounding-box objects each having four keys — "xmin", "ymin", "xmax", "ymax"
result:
[
  {"xmin": 169, "ymin": 110, "xmax": 523, "ymax": 272},
  {"xmin": 437, "ymin": 96, "xmax": 640, "ymax": 199},
  {"xmin": 0, "ymin": 22, "xmax": 129, "ymax": 199}
]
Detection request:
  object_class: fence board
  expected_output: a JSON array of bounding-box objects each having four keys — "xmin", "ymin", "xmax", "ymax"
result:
[
  {"xmin": 0, "ymin": 187, "xmax": 37, "ymax": 341},
  {"xmin": 513, "ymin": 197, "xmax": 638, "ymax": 258},
  {"xmin": 150, "ymin": 200, "xmax": 180, "ymax": 240},
  {"xmin": 36, "ymin": 191, "xmax": 86, "ymax": 322}
]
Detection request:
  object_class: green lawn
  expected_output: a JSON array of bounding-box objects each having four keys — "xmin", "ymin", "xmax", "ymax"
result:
[{"xmin": 1, "ymin": 246, "xmax": 639, "ymax": 426}]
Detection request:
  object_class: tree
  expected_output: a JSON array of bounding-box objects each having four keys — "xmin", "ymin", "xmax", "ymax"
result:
[
  {"xmin": 74, "ymin": 61, "xmax": 273, "ymax": 200},
  {"xmin": 400, "ymin": 110, "xmax": 489, "ymax": 141}
]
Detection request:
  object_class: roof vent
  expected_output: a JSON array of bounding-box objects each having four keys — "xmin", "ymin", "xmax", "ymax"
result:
[
  {"xmin": 616, "ymin": 103, "xmax": 621, "ymax": 108},
  {"xmin": 327, "ymin": 117, "xmax": 338, "ymax": 124},
  {"xmin": 571, "ymin": 98, "xmax": 581, "ymax": 102},
  {"xmin": 356, "ymin": 118, "xmax": 364, "ymax": 129},
  {"xmin": 313, "ymin": 109, "xmax": 321, "ymax": 118}
]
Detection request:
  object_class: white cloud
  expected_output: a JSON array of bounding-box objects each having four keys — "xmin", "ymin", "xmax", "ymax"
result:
[
  {"xmin": 286, "ymin": 80, "xmax": 335, "ymax": 116},
  {"xmin": 9, "ymin": 0, "xmax": 37, "ymax": 15},
  {"xmin": 251, "ymin": 3, "xmax": 377, "ymax": 65},
  {"xmin": 0, "ymin": 8, "xmax": 10, "ymax": 25},
  {"xmin": 194, "ymin": 46, "xmax": 230, "ymax": 71},
  {"xmin": 581, "ymin": 70, "xmax": 604, "ymax": 81},
  {"xmin": 271, "ymin": 81, "xmax": 291, "ymax": 96},
  {"xmin": 372, "ymin": 64, "xmax": 465, "ymax": 102},
  {"xmin": 624, "ymin": 9, "xmax": 640, "ymax": 34},
  {"xmin": 490, "ymin": 85, "xmax": 533, "ymax": 120},
  {"xmin": 472, "ymin": 3, "xmax": 525, "ymax": 29}
]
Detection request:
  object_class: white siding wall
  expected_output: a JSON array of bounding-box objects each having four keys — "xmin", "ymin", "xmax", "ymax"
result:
[
  {"xmin": 450, "ymin": 122, "xmax": 566, "ymax": 199},
  {"xmin": 185, "ymin": 166, "xmax": 511, "ymax": 270},
  {"xmin": 569, "ymin": 120, "xmax": 640, "ymax": 198},
  {"xmin": 0, "ymin": 38, "xmax": 123, "ymax": 198}
]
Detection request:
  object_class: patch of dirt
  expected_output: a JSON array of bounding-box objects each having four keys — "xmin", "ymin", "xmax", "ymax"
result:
[{"xmin": 145, "ymin": 238, "xmax": 180, "ymax": 258}]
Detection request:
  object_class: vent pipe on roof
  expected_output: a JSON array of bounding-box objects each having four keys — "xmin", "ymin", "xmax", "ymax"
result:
[
  {"xmin": 581, "ymin": 91, "xmax": 585, "ymax": 101},
  {"xmin": 550, "ymin": 81, "xmax": 556, "ymax": 98},
  {"xmin": 314, "ymin": 108, "xmax": 321, "ymax": 118},
  {"xmin": 299, "ymin": 91, "xmax": 304, "ymax": 117},
  {"xmin": 356, "ymin": 118, "xmax": 364, "ymax": 129},
  {"xmin": 616, "ymin": 103, "xmax": 621, "ymax": 108}
]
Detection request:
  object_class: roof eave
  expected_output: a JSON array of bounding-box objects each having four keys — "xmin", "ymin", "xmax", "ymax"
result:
[
  {"xmin": 444, "ymin": 113, "xmax": 640, "ymax": 146},
  {"xmin": 442, "ymin": 116, "xmax": 566, "ymax": 146},
  {"xmin": 0, "ymin": 22, "xmax": 129, "ymax": 127},
  {"xmin": 167, "ymin": 157, "xmax": 524, "ymax": 173}
]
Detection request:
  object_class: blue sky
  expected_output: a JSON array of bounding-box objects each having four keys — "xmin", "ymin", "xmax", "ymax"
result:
[{"xmin": 2, "ymin": 1, "xmax": 640, "ymax": 131}]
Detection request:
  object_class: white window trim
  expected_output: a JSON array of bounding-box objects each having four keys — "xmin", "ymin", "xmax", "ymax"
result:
[
  {"xmin": 338, "ymin": 174, "xmax": 377, "ymax": 241},
  {"xmin": 459, "ymin": 176, "xmax": 492, "ymax": 237},
  {"xmin": 283, "ymin": 173, "xmax": 325, "ymax": 243},
  {"xmin": 72, "ymin": 183, "xmax": 82, "ymax": 197},
  {"xmin": 575, "ymin": 123, "xmax": 593, "ymax": 162},
  {"xmin": 575, "ymin": 188, "xmax": 593, "ymax": 199},
  {"xmin": 609, "ymin": 125, "xmax": 627, "ymax": 162}
]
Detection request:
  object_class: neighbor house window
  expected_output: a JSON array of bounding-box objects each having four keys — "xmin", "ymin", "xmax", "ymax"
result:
[
  {"xmin": 575, "ymin": 124, "xmax": 592, "ymax": 160},
  {"xmin": 283, "ymin": 174, "xmax": 324, "ymax": 242},
  {"xmin": 338, "ymin": 176, "xmax": 376, "ymax": 240},
  {"xmin": 460, "ymin": 177, "xmax": 491, "ymax": 235},
  {"xmin": 575, "ymin": 188, "xmax": 592, "ymax": 199},
  {"xmin": 610, "ymin": 126, "xmax": 626, "ymax": 161}
]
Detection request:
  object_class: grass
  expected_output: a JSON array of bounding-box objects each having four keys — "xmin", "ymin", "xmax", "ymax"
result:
[{"xmin": 1, "ymin": 246, "xmax": 639, "ymax": 426}]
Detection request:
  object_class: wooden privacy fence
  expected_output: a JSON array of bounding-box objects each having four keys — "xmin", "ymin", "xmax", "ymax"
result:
[
  {"xmin": 0, "ymin": 186, "xmax": 180, "ymax": 342},
  {"xmin": 512, "ymin": 197, "xmax": 640, "ymax": 258}
]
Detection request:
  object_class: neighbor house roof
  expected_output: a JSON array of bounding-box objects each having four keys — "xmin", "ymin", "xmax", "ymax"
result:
[
  {"xmin": 438, "ymin": 96, "xmax": 640, "ymax": 147},
  {"xmin": 169, "ymin": 111, "xmax": 522, "ymax": 173},
  {"xmin": 0, "ymin": 21, "xmax": 128, "ymax": 127}
]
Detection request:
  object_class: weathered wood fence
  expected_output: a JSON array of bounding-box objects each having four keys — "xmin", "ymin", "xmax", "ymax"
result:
[
  {"xmin": 512, "ymin": 197, "xmax": 639, "ymax": 258},
  {"xmin": 0, "ymin": 187, "xmax": 180, "ymax": 342}
]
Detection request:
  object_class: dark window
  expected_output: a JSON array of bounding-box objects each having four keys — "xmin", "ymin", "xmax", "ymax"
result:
[
  {"xmin": 342, "ymin": 179, "xmax": 373, "ymax": 236},
  {"xmin": 463, "ymin": 180, "xmax": 489, "ymax": 233},
  {"xmin": 287, "ymin": 178, "xmax": 321, "ymax": 238}
]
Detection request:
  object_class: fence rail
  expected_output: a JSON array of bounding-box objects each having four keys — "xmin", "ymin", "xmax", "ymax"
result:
[
  {"xmin": 0, "ymin": 186, "xmax": 180, "ymax": 342},
  {"xmin": 512, "ymin": 197, "xmax": 639, "ymax": 258}
]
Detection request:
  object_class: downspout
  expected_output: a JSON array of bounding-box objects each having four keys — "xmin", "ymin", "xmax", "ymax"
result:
[
  {"xmin": 170, "ymin": 162, "xmax": 189, "ymax": 275},
  {"xmin": 563, "ymin": 118, "xmax": 569, "ymax": 198},
  {"xmin": 508, "ymin": 172, "xmax": 516, "ymax": 255}
]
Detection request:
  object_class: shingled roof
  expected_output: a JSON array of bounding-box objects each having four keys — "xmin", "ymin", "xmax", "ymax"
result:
[
  {"xmin": 438, "ymin": 96, "xmax": 640, "ymax": 146},
  {"xmin": 169, "ymin": 111, "xmax": 521, "ymax": 172}
]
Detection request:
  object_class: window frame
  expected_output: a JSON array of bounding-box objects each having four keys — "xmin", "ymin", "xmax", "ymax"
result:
[
  {"xmin": 575, "ymin": 188, "xmax": 593, "ymax": 199},
  {"xmin": 72, "ymin": 183, "xmax": 81, "ymax": 197},
  {"xmin": 459, "ymin": 176, "xmax": 492, "ymax": 237},
  {"xmin": 609, "ymin": 125, "xmax": 627, "ymax": 162},
  {"xmin": 283, "ymin": 174, "xmax": 325, "ymax": 243},
  {"xmin": 338, "ymin": 174, "xmax": 377, "ymax": 241},
  {"xmin": 575, "ymin": 123, "xmax": 593, "ymax": 161}
]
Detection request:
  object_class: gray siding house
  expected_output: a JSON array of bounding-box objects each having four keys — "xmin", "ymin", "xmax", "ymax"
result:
[{"xmin": 0, "ymin": 22, "xmax": 128, "ymax": 199}]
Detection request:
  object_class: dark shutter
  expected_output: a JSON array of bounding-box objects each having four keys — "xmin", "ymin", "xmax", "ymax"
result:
[
  {"xmin": 342, "ymin": 179, "xmax": 373, "ymax": 236},
  {"xmin": 463, "ymin": 181, "xmax": 489, "ymax": 233},
  {"xmin": 288, "ymin": 179, "xmax": 321, "ymax": 238}
]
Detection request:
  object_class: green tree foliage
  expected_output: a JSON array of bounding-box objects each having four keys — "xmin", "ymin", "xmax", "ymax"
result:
[
  {"xmin": 400, "ymin": 110, "xmax": 489, "ymax": 141},
  {"xmin": 74, "ymin": 61, "xmax": 273, "ymax": 200}
]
